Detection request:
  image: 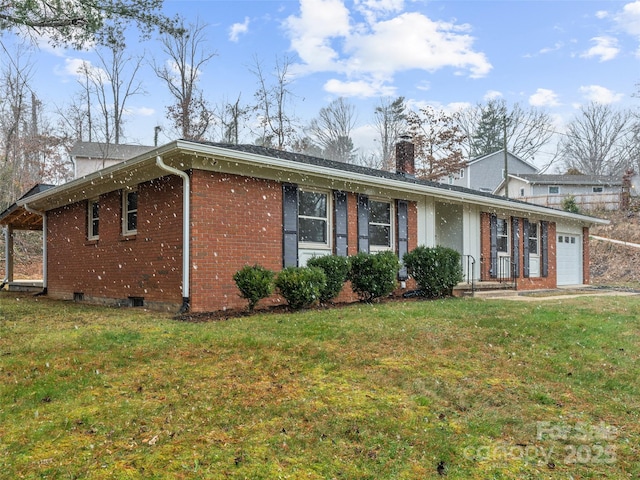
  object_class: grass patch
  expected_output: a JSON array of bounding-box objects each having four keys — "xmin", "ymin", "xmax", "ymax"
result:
[{"xmin": 0, "ymin": 292, "xmax": 639, "ymax": 478}]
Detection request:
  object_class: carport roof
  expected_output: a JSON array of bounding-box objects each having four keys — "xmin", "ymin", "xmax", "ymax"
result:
[{"xmin": 0, "ymin": 184, "xmax": 55, "ymax": 230}]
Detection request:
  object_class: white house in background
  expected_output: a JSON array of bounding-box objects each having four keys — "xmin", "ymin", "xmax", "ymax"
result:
[
  {"xmin": 71, "ymin": 142, "xmax": 154, "ymax": 179},
  {"xmin": 495, "ymin": 174, "xmax": 623, "ymax": 211},
  {"xmin": 448, "ymin": 150, "xmax": 538, "ymax": 193}
]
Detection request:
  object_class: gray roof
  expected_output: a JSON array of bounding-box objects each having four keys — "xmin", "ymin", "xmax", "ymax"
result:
[
  {"xmin": 70, "ymin": 141, "xmax": 154, "ymax": 160},
  {"xmin": 198, "ymin": 142, "xmax": 570, "ymax": 210},
  {"xmin": 513, "ymin": 173, "xmax": 621, "ymax": 186}
]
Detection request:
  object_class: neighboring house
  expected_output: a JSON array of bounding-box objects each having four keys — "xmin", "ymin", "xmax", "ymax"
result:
[
  {"xmin": 71, "ymin": 142, "xmax": 154, "ymax": 179},
  {"xmin": 1, "ymin": 139, "xmax": 607, "ymax": 313},
  {"xmin": 495, "ymin": 174, "xmax": 623, "ymax": 211},
  {"xmin": 448, "ymin": 150, "xmax": 538, "ymax": 192}
]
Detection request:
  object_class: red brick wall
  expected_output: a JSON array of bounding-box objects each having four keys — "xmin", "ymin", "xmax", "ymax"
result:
[
  {"xmin": 189, "ymin": 170, "xmax": 283, "ymax": 312},
  {"xmin": 47, "ymin": 176, "xmax": 184, "ymax": 309}
]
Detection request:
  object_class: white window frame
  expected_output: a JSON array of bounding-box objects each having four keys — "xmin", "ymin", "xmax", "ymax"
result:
[
  {"xmin": 548, "ymin": 186, "xmax": 560, "ymax": 194},
  {"xmin": 122, "ymin": 188, "xmax": 138, "ymax": 236},
  {"xmin": 459, "ymin": 169, "xmax": 465, "ymax": 179},
  {"xmin": 528, "ymin": 222, "xmax": 540, "ymax": 255},
  {"xmin": 496, "ymin": 217, "xmax": 509, "ymax": 254},
  {"xmin": 369, "ymin": 199, "xmax": 394, "ymax": 252},
  {"xmin": 520, "ymin": 188, "xmax": 525, "ymax": 197},
  {"xmin": 88, "ymin": 198, "xmax": 99, "ymax": 240},
  {"xmin": 298, "ymin": 188, "xmax": 331, "ymax": 250}
]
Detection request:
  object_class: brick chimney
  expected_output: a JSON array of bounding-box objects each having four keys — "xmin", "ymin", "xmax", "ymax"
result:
[{"xmin": 395, "ymin": 134, "xmax": 415, "ymax": 177}]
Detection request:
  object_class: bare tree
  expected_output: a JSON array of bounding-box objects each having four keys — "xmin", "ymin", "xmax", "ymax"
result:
[
  {"xmin": 560, "ymin": 102, "xmax": 636, "ymax": 176},
  {"xmin": 407, "ymin": 106, "xmax": 467, "ymax": 180},
  {"xmin": 250, "ymin": 55, "xmax": 298, "ymax": 150},
  {"xmin": 213, "ymin": 94, "xmax": 251, "ymax": 144},
  {"xmin": 306, "ymin": 97, "xmax": 357, "ymax": 162},
  {"xmin": 373, "ymin": 96, "xmax": 407, "ymax": 170},
  {"xmin": 0, "ymin": 46, "xmax": 71, "ymax": 209},
  {"xmin": 458, "ymin": 99, "xmax": 554, "ymax": 161},
  {"xmin": 154, "ymin": 18, "xmax": 216, "ymax": 141}
]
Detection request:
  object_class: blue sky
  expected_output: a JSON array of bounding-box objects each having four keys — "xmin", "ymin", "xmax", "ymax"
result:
[{"xmin": 5, "ymin": 0, "xmax": 640, "ymax": 167}]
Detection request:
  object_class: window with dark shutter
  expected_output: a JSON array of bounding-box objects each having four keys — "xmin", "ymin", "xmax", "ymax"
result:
[
  {"xmin": 511, "ymin": 217, "xmax": 519, "ymax": 278},
  {"xmin": 334, "ymin": 191, "xmax": 348, "ymax": 257},
  {"xmin": 541, "ymin": 221, "xmax": 549, "ymax": 277},
  {"xmin": 489, "ymin": 214, "xmax": 498, "ymax": 278},
  {"xmin": 282, "ymin": 184, "xmax": 299, "ymax": 267},
  {"xmin": 523, "ymin": 219, "xmax": 530, "ymax": 278},
  {"xmin": 357, "ymin": 194, "xmax": 369, "ymax": 253}
]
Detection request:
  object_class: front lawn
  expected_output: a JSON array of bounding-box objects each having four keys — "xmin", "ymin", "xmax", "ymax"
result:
[{"xmin": 0, "ymin": 293, "xmax": 638, "ymax": 479}]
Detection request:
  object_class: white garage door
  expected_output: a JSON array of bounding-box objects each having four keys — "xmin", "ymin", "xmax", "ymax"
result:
[{"xmin": 556, "ymin": 232, "xmax": 582, "ymax": 285}]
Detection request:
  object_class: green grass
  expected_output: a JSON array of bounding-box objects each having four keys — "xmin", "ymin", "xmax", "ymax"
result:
[{"xmin": 1, "ymin": 293, "xmax": 639, "ymax": 479}]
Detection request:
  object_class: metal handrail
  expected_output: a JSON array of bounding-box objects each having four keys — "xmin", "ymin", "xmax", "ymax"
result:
[{"xmin": 461, "ymin": 254, "xmax": 476, "ymax": 295}]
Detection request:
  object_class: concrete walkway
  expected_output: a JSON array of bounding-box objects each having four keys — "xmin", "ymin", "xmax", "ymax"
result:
[{"xmin": 479, "ymin": 288, "xmax": 640, "ymax": 301}]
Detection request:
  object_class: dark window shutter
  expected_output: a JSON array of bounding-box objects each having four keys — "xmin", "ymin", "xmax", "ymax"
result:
[
  {"xmin": 523, "ymin": 219, "xmax": 530, "ymax": 278},
  {"xmin": 282, "ymin": 183, "xmax": 298, "ymax": 267},
  {"xmin": 489, "ymin": 214, "xmax": 497, "ymax": 278},
  {"xmin": 397, "ymin": 200, "xmax": 409, "ymax": 281},
  {"xmin": 357, "ymin": 194, "xmax": 369, "ymax": 253},
  {"xmin": 511, "ymin": 216, "xmax": 520, "ymax": 278},
  {"xmin": 541, "ymin": 221, "xmax": 549, "ymax": 277},
  {"xmin": 334, "ymin": 191, "xmax": 348, "ymax": 257}
]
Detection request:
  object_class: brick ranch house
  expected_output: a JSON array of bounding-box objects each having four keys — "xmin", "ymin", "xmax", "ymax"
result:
[{"xmin": 1, "ymin": 139, "xmax": 607, "ymax": 312}]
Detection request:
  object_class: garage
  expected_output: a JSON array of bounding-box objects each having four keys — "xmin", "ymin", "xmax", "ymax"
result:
[{"xmin": 556, "ymin": 232, "xmax": 582, "ymax": 285}]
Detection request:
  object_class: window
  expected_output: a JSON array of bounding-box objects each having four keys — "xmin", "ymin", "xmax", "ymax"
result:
[
  {"xmin": 448, "ymin": 176, "xmax": 454, "ymax": 185},
  {"xmin": 496, "ymin": 218, "xmax": 508, "ymax": 253},
  {"xmin": 369, "ymin": 200, "xmax": 392, "ymax": 250},
  {"xmin": 123, "ymin": 189, "xmax": 138, "ymax": 235},
  {"xmin": 593, "ymin": 186, "xmax": 603, "ymax": 193},
  {"xmin": 528, "ymin": 222, "xmax": 539, "ymax": 255},
  {"xmin": 298, "ymin": 190, "xmax": 329, "ymax": 245},
  {"xmin": 459, "ymin": 169, "xmax": 465, "ymax": 178},
  {"xmin": 548, "ymin": 186, "xmax": 560, "ymax": 194},
  {"xmin": 520, "ymin": 188, "xmax": 525, "ymax": 197},
  {"xmin": 88, "ymin": 198, "xmax": 99, "ymax": 240}
]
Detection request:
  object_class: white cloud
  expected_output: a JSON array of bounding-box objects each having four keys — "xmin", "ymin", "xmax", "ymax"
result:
[
  {"xmin": 284, "ymin": 0, "xmax": 491, "ymax": 95},
  {"xmin": 125, "ymin": 106, "xmax": 155, "ymax": 117},
  {"xmin": 615, "ymin": 1, "xmax": 640, "ymax": 36},
  {"xmin": 596, "ymin": 10, "xmax": 609, "ymax": 20},
  {"xmin": 581, "ymin": 36, "xmax": 619, "ymax": 61},
  {"xmin": 56, "ymin": 57, "xmax": 108, "ymax": 83},
  {"xmin": 529, "ymin": 88, "xmax": 560, "ymax": 107},
  {"xmin": 324, "ymin": 78, "xmax": 396, "ymax": 97},
  {"xmin": 483, "ymin": 90, "xmax": 502, "ymax": 101},
  {"xmin": 579, "ymin": 85, "xmax": 624, "ymax": 104},
  {"xmin": 229, "ymin": 17, "xmax": 250, "ymax": 42}
]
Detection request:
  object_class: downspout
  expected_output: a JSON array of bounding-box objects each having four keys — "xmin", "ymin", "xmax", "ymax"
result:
[
  {"xmin": 23, "ymin": 204, "xmax": 47, "ymax": 296},
  {"xmin": 155, "ymin": 156, "xmax": 190, "ymax": 313}
]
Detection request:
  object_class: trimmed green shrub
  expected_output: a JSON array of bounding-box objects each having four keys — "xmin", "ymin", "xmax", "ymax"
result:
[
  {"xmin": 403, "ymin": 245, "xmax": 462, "ymax": 298},
  {"xmin": 233, "ymin": 264, "xmax": 275, "ymax": 311},
  {"xmin": 306, "ymin": 255, "xmax": 351, "ymax": 303},
  {"xmin": 275, "ymin": 266, "xmax": 327, "ymax": 309},
  {"xmin": 348, "ymin": 251, "xmax": 400, "ymax": 302}
]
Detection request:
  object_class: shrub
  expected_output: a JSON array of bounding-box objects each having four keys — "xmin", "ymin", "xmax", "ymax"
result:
[
  {"xmin": 306, "ymin": 255, "xmax": 351, "ymax": 303},
  {"xmin": 348, "ymin": 251, "xmax": 400, "ymax": 302},
  {"xmin": 561, "ymin": 195, "xmax": 580, "ymax": 214},
  {"xmin": 275, "ymin": 267, "xmax": 327, "ymax": 309},
  {"xmin": 403, "ymin": 245, "xmax": 462, "ymax": 298},
  {"xmin": 233, "ymin": 264, "xmax": 275, "ymax": 311}
]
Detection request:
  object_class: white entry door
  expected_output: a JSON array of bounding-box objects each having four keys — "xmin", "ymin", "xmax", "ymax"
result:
[{"xmin": 556, "ymin": 232, "xmax": 582, "ymax": 286}]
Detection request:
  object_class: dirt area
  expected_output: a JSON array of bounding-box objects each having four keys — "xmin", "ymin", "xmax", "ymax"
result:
[{"xmin": 590, "ymin": 210, "xmax": 640, "ymax": 286}]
